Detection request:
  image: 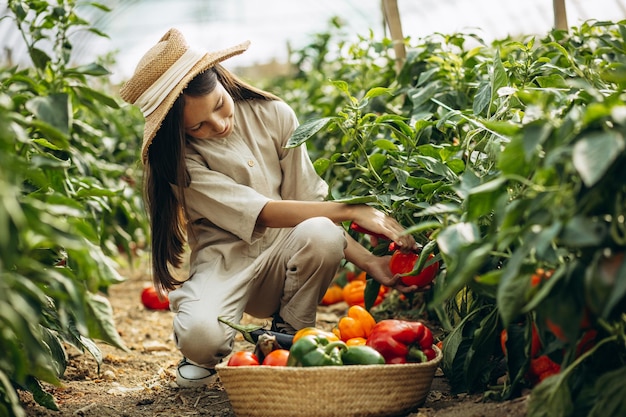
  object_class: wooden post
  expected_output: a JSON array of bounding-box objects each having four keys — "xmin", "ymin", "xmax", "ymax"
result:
[
  {"xmin": 382, "ymin": 0, "xmax": 406, "ymax": 72},
  {"xmin": 553, "ymin": 0, "xmax": 569, "ymax": 31}
]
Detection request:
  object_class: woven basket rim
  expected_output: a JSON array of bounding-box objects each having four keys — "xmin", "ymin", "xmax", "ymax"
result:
[{"xmin": 215, "ymin": 344, "xmax": 442, "ymax": 373}]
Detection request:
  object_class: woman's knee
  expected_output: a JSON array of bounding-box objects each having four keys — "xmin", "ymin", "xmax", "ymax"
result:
[
  {"xmin": 295, "ymin": 217, "xmax": 346, "ymax": 254},
  {"xmin": 173, "ymin": 314, "xmax": 234, "ymax": 366}
]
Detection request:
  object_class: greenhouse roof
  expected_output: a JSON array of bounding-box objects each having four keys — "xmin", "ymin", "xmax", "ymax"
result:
[{"xmin": 1, "ymin": 0, "xmax": 625, "ymax": 82}]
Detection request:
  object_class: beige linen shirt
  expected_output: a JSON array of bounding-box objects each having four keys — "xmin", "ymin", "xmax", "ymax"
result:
[{"xmin": 181, "ymin": 99, "xmax": 328, "ymax": 279}]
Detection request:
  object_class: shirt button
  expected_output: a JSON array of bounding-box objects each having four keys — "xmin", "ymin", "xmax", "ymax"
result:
[{"xmin": 248, "ymin": 160, "xmax": 255, "ymax": 167}]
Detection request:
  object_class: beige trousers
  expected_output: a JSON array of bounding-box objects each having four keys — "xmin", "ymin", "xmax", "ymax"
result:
[{"xmin": 169, "ymin": 217, "xmax": 346, "ymax": 367}]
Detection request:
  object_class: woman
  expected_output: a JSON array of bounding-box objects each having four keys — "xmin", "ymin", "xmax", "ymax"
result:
[{"xmin": 120, "ymin": 28, "xmax": 419, "ymax": 387}]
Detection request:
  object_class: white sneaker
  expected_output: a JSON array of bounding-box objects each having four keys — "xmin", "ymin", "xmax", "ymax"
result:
[{"xmin": 175, "ymin": 358, "xmax": 217, "ymax": 388}]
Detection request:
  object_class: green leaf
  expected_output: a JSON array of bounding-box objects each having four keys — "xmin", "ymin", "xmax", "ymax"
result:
[
  {"xmin": 364, "ymin": 279, "xmax": 381, "ymax": 310},
  {"xmin": 40, "ymin": 327, "xmax": 67, "ymax": 378},
  {"xmin": 64, "ymin": 63, "xmax": 110, "ymax": 77},
  {"xmin": 332, "ymin": 195, "xmax": 378, "ymax": 204},
  {"xmin": 29, "ymin": 47, "xmax": 51, "ymax": 70},
  {"xmin": 600, "ymin": 62, "xmax": 626, "ymax": 85},
  {"xmin": 0, "ymin": 370, "xmax": 26, "ymax": 417},
  {"xmin": 464, "ymin": 308, "xmax": 499, "ymax": 391},
  {"xmin": 491, "ymin": 50, "xmax": 509, "ymax": 104},
  {"xmin": 558, "ymin": 216, "xmax": 608, "ymax": 248},
  {"xmin": 473, "ymin": 81, "xmax": 491, "ymax": 116},
  {"xmin": 441, "ymin": 305, "xmax": 492, "ymax": 392},
  {"xmin": 373, "ymin": 138, "xmax": 397, "ymax": 151},
  {"xmin": 404, "ymin": 221, "xmax": 442, "ymax": 236},
  {"xmin": 287, "ymin": 117, "xmax": 336, "ymax": 148},
  {"xmin": 502, "ymin": 321, "xmax": 533, "ymax": 398},
  {"xmin": 481, "ymin": 120, "xmax": 520, "ymax": 138},
  {"xmin": 313, "ymin": 158, "xmax": 331, "ymax": 175},
  {"xmin": 364, "ymin": 87, "xmax": 392, "ymax": 100},
  {"xmin": 390, "ymin": 166, "xmax": 409, "ymax": 186},
  {"xmin": 588, "ymin": 366, "xmax": 626, "ymax": 417},
  {"xmin": 412, "ymin": 202, "xmax": 461, "ymax": 217},
  {"xmin": 415, "ymin": 155, "xmax": 457, "ymax": 181},
  {"xmin": 75, "ymin": 86, "xmax": 119, "ymax": 109},
  {"xmin": 572, "ymin": 131, "xmax": 624, "ymax": 187},
  {"xmin": 465, "ymin": 177, "xmax": 507, "ymax": 220},
  {"xmin": 408, "ymin": 83, "xmax": 438, "ymax": 109},
  {"xmin": 527, "ymin": 373, "xmax": 573, "ymax": 417},
  {"xmin": 445, "ymin": 158, "xmax": 466, "ymax": 175},
  {"xmin": 535, "ymin": 74, "xmax": 568, "ymax": 88},
  {"xmin": 433, "ymin": 225, "xmax": 492, "ymax": 305},
  {"xmin": 84, "ymin": 293, "xmax": 128, "ymax": 352},
  {"xmin": 77, "ymin": 335, "xmax": 104, "ymax": 374},
  {"xmin": 406, "ymin": 176, "xmax": 431, "ymax": 190},
  {"xmin": 26, "ymin": 94, "xmax": 70, "ymax": 135},
  {"xmin": 368, "ymin": 153, "xmax": 387, "ymax": 173},
  {"xmin": 75, "ymin": 185, "xmax": 118, "ymax": 198},
  {"xmin": 24, "ymin": 377, "xmax": 59, "ymax": 411}
]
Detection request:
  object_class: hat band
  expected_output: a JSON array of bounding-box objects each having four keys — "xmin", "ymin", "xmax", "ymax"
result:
[{"xmin": 135, "ymin": 48, "xmax": 206, "ymax": 117}]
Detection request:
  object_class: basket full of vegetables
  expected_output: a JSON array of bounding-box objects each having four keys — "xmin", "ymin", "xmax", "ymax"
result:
[{"xmin": 216, "ymin": 308, "xmax": 442, "ymax": 417}]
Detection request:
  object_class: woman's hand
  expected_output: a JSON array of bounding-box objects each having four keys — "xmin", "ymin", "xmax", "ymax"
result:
[
  {"xmin": 350, "ymin": 205, "xmax": 417, "ymax": 251},
  {"xmin": 343, "ymin": 220, "xmax": 430, "ymax": 295},
  {"xmin": 363, "ymin": 254, "xmax": 429, "ymax": 294}
]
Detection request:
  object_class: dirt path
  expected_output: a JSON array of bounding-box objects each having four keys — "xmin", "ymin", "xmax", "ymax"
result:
[{"xmin": 19, "ymin": 263, "xmax": 528, "ymax": 417}]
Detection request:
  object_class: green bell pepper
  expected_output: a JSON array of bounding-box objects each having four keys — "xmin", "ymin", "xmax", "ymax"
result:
[
  {"xmin": 287, "ymin": 335, "xmax": 346, "ymax": 367},
  {"xmin": 341, "ymin": 345, "xmax": 385, "ymax": 365}
]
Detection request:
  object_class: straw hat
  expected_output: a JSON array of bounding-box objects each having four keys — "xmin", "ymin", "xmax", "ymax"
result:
[{"xmin": 119, "ymin": 28, "xmax": 250, "ymax": 163}]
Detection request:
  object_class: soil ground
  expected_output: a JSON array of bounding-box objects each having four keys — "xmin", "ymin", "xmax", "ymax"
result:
[{"xmin": 19, "ymin": 259, "xmax": 529, "ymax": 417}]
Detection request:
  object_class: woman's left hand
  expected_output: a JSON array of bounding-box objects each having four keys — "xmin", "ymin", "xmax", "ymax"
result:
[{"xmin": 364, "ymin": 255, "xmax": 429, "ymax": 294}]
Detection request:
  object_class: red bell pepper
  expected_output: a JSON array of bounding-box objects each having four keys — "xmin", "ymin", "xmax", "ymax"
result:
[
  {"xmin": 527, "ymin": 355, "xmax": 560, "ymax": 385},
  {"xmin": 366, "ymin": 319, "xmax": 436, "ymax": 364}
]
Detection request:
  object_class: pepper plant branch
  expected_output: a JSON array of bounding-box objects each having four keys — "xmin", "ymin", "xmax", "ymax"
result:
[{"xmin": 430, "ymin": 98, "xmax": 512, "ymax": 143}]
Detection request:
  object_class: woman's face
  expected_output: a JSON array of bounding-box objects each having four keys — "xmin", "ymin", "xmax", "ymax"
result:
[{"xmin": 183, "ymin": 82, "xmax": 235, "ymax": 140}]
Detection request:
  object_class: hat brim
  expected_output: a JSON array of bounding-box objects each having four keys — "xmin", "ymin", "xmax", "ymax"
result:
[{"xmin": 141, "ymin": 41, "xmax": 250, "ymax": 164}]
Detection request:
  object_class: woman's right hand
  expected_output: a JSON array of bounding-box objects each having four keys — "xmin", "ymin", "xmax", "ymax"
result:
[{"xmin": 350, "ymin": 205, "xmax": 417, "ymax": 251}]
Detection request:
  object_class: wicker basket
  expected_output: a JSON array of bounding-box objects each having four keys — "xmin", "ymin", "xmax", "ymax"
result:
[{"xmin": 215, "ymin": 346, "xmax": 441, "ymax": 417}]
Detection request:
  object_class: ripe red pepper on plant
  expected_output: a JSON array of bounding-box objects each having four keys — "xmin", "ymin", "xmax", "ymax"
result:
[
  {"xmin": 500, "ymin": 323, "xmax": 541, "ymax": 358},
  {"xmin": 366, "ymin": 319, "xmax": 436, "ymax": 364},
  {"xmin": 500, "ymin": 321, "xmax": 561, "ymax": 386},
  {"xmin": 389, "ymin": 249, "xmax": 439, "ymax": 287},
  {"xmin": 527, "ymin": 355, "xmax": 560, "ymax": 385}
]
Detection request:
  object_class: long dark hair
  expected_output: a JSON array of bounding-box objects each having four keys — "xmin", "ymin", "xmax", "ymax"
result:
[{"xmin": 145, "ymin": 64, "xmax": 280, "ymax": 293}]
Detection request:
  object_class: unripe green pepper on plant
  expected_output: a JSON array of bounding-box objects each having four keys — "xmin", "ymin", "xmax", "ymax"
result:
[{"xmin": 366, "ymin": 319, "xmax": 436, "ymax": 364}]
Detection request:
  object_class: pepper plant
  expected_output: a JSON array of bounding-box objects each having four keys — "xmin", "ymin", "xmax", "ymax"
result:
[
  {"xmin": 282, "ymin": 19, "xmax": 626, "ymax": 417},
  {"xmin": 0, "ymin": 1, "xmax": 147, "ymax": 414}
]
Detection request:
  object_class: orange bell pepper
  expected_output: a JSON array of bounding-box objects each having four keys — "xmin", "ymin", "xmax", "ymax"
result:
[
  {"xmin": 342, "ymin": 280, "xmax": 386, "ymax": 307},
  {"xmin": 337, "ymin": 305, "xmax": 377, "ymax": 342},
  {"xmin": 353, "ymin": 271, "xmax": 367, "ymax": 282},
  {"xmin": 320, "ymin": 284, "xmax": 344, "ymax": 305},
  {"xmin": 342, "ymin": 280, "xmax": 365, "ymax": 306},
  {"xmin": 346, "ymin": 337, "xmax": 367, "ymax": 346}
]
